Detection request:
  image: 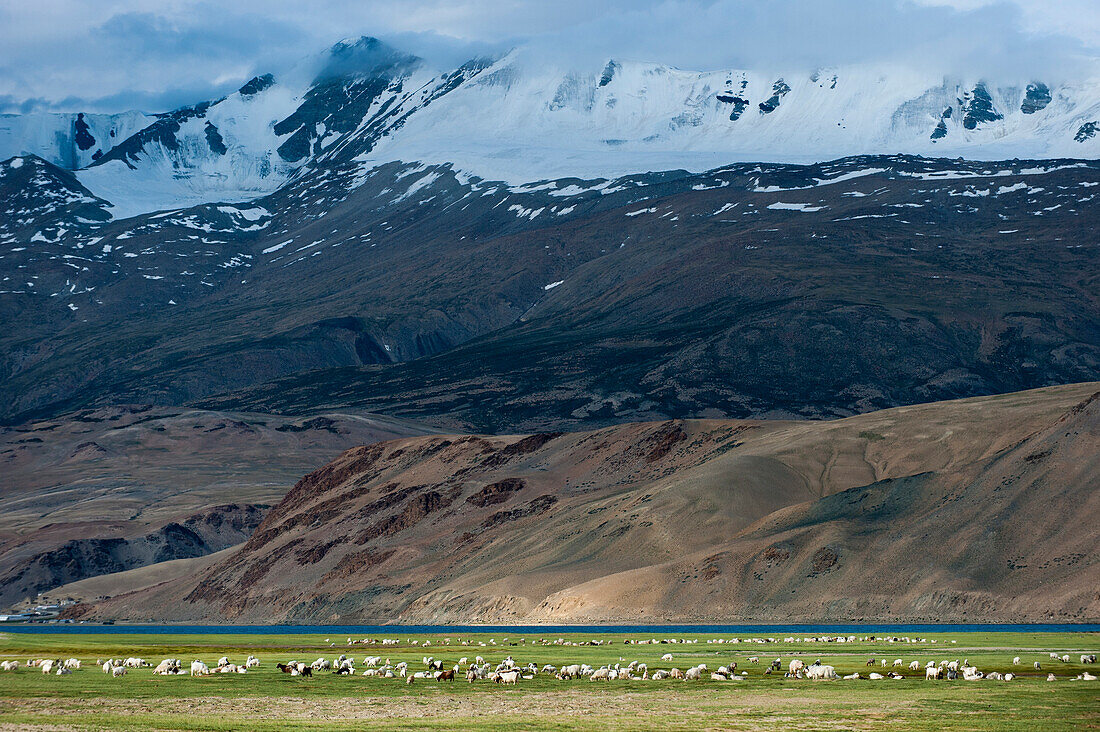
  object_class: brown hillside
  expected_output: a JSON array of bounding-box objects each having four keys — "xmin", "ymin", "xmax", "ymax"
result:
[
  {"xmin": 0, "ymin": 405, "xmax": 432, "ymax": 607},
  {"xmin": 70, "ymin": 383, "xmax": 1100, "ymax": 623}
]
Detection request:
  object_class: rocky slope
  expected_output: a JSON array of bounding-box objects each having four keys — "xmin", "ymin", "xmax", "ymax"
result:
[
  {"xmin": 2, "ymin": 154, "xmax": 1098, "ymax": 431},
  {"xmin": 65, "ymin": 383, "xmax": 1100, "ymax": 623},
  {"xmin": 529, "ymin": 390, "xmax": 1100, "ymax": 622},
  {"xmin": 0, "ymin": 405, "xmax": 433, "ymax": 607},
  {"xmin": 0, "ymin": 503, "xmax": 266, "ymax": 608}
]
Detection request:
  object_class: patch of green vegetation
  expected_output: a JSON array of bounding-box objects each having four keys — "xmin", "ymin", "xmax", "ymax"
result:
[
  {"xmin": 0, "ymin": 631, "xmax": 1097, "ymax": 730},
  {"xmin": 859, "ymin": 430, "xmax": 885, "ymax": 441}
]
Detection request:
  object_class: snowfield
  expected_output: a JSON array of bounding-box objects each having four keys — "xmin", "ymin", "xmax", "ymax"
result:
[{"xmin": 4, "ymin": 38, "xmax": 1100, "ymax": 219}]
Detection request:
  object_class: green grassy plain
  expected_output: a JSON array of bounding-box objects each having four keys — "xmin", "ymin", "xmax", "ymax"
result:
[{"xmin": 1, "ymin": 630, "xmax": 1097, "ymax": 730}]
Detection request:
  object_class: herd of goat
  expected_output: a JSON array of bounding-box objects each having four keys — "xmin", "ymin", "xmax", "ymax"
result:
[{"xmin": 4, "ymin": 638, "xmax": 1097, "ymax": 685}]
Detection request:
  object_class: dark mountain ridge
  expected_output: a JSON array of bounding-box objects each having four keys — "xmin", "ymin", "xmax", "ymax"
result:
[{"xmin": 2, "ymin": 153, "xmax": 1096, "ymax": 432}]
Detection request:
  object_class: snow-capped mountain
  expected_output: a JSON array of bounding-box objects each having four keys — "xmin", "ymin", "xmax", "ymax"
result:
[
  {"xmin": 4, "ymin": 36, "xmax": 1096, "ymax": 219},
  {"xmin": 1, "ymin": 35, "xmax": 1098, "ymax": 432},
  {"xmin": 73, "ymin": 37, "xmax": 492, "ymax": 218},
  {"xmin": 367, "ymin": 59, "xmax": 1100, "ymax": 184}
]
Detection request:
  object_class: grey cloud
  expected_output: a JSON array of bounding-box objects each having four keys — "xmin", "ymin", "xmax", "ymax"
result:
[
  {"xmin": 0, "ymin": 0, "xmax": 1095, "ymax": 114},
  {"xmin": 512, "ymin": 0, "xmax": 1094, "ymax": 80}
]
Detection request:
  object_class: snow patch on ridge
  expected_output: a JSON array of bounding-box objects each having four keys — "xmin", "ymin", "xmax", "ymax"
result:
[
  {"xmin": 262, "ymin": 239, "xmax": 294, "ymax": 254},
  {"xmin": 767, "ymin": 202, "xmax": 826, "ymax": 212}
]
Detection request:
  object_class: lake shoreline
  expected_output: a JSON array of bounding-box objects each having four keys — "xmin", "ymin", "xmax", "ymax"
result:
[{"xmin": 4, "ymin": 622, "xmax": 1100, "ymax": 634}]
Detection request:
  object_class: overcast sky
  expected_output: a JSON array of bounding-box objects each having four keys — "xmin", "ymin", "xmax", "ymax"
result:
[{"xmin": 2, "ymin": 0, "xmax": 1097, "ymax": 114}]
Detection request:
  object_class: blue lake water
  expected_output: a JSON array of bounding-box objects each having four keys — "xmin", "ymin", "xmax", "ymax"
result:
[{"xmin": 3, "ymin": 623, "xmax": 1097, "ymax": 635}]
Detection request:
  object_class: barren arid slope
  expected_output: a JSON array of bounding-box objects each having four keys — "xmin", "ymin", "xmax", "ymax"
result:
[
  {"xmin": 0, "ymin": 405, "xmax": 432, "ymax": 606},
  {"xmin": 67, "ymin": 383, "xmax": 1100, "ymax": 623}
]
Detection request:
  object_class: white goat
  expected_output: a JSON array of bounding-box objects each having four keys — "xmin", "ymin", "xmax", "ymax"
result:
[{"xmin": 805, "ymin": 664, "xmax": 837, "ymax": 680}]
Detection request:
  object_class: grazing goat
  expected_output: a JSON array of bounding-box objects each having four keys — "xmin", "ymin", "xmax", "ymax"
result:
[
  {"xmin": 557, "ymin": 664, "xmax": 582, "ymax": 680},
  {"xmin": 153, "ymin": 659, "xmax": 182, "ymax": 675},
  {"xmin": 495, "ymin": 669, "xmax": 520, "ymax": 685},
  {"xmin": 685, "ymin": 664, "xmax": 708, "ymax": 680},
  {"xmin": 806, "ymin": 664, "xmax": 837, "ymax": 680}
]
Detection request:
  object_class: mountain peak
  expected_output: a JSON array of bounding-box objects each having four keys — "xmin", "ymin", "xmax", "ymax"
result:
[
  {"xmin": 315, "ymin": 36, "xmax": 420, "ymax": 84},
  {"xmin": 238, "ymin": 73, "xmax": 275, "ymax": 97}
]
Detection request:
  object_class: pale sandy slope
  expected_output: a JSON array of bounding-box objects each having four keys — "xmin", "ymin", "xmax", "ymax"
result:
[{"xmin": 39, "ymin": 545, "xmax": 240, "ymax": 606}]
